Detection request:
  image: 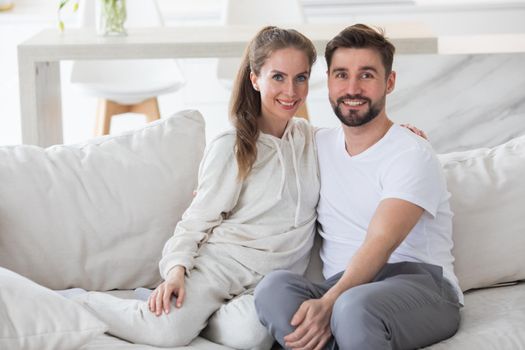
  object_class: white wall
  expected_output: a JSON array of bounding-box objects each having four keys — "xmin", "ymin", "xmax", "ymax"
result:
[
  {"xmin": 1, "ymin": 0, "xmax": 524, "ymax": 148},
  {"xmin": 302, "ymin": 1, "xmax": 525, "ymax": 35}
]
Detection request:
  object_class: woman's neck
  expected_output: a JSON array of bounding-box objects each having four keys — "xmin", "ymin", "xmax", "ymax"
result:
[{"xmin": 258, "ymin": 117, "xmax": 289, "ymax": 138}]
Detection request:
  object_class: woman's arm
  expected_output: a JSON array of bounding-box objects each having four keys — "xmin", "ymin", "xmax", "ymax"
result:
[
  {"xmin": 401, "ymin": 123, "xmax": 428, "ymax": 140},
  {"xmin": 151, "ymin": 135, "xmax": 242, "ymax": 314},
  {"xmin": 159, "ymin": 135, "xmax": 242, "ymax": 278}
]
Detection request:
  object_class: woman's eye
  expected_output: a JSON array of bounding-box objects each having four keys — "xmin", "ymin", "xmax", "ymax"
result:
[
  {"xmin": 296, "ymin": 75, "xmax": 308, "ymax": 83},
  {"xmin": 272, "ymin": 74, "xmax": 284, "ymax": 81}
]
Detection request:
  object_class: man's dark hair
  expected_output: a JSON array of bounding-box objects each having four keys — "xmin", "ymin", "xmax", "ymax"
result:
[{"xmin": 325, "ymin": 24, "xmax": 395, "ymax": 76}]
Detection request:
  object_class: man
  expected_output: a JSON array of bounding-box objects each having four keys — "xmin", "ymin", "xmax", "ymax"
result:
[{"xmin": 254, "ymin": 24, "xmax": 463, "ymax": 350}]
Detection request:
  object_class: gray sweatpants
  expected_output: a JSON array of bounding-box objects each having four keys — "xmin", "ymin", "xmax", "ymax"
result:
[{"xmin": 254, "ymin": 262, "xmax": 460, "ymax": 350}]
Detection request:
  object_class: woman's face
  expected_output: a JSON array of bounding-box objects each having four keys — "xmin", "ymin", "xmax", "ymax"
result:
[{"xmin": 250, "ymin": 48, "xmax": 310, "ymax": 132}]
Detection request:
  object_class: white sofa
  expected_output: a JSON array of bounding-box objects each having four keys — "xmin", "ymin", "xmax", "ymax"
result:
[{"xmin": 1, "ymin": 110, "xmax": 524, "ymax": 350}]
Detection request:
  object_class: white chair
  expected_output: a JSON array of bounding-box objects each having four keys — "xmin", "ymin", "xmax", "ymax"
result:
[
  {"xmin": 71, "ymin": 0, "xmax": 185, "ymax": 135},
  {"xmin": 217, "ymin": 0, "xmax": 324, "ymax": 120}
]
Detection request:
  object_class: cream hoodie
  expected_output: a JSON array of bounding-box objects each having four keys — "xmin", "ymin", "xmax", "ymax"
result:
[{"xmin": 159, "ymin": 118, "xmax": 320, "ymax": 279}]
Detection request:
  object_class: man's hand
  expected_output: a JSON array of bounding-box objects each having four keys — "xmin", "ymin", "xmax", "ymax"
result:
[
  {"xmin": 148, "ymin": 266, "xmax": 186, "ymax": 316},
  {"xmin": 283, "ymin": 298, "xmax": 333, "ymax": 350}
]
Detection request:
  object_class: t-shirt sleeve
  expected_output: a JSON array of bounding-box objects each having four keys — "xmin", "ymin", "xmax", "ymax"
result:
[
  {"xmin": 380, "ymin": 146, "xmax": 445, "ymax": 218},
  {"xmin": 158, "ymin": 135, "xmax": 242, "ymax": 278}
]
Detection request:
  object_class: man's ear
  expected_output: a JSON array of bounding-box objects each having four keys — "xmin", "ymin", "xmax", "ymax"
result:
[{"xmin": 386, "ymin": 71, "xmax": 396, "ymax": 94}]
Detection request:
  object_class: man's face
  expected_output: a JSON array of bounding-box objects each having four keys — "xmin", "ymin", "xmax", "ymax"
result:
[{"xmin": 327, "ymin": 47, "xmax": 395, "ymax": 127}]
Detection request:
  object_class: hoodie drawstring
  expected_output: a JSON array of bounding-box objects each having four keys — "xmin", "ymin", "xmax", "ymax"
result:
[
  {"xmin": 270, "ymin": 138, "xmax": 286, "ymax": 201},
  {"xmin": 287, "ymin": 131, "xmax": 302, "ymax": 228},
  {"xmin": 268, "ymin": 122, "xmax": 303, "ymax": 228}
]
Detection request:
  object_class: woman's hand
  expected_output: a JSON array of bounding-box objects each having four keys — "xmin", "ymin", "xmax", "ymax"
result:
[
  {"xmin": 401, "ymin": 123, "xmax": 428, "ymax": 140},
  {"xmin": 148, "ymin": 266, "xmax": 186, "ymax": 316}
]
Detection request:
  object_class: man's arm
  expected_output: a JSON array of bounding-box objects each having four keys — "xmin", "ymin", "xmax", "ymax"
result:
[
  {"xmin": 284, "ymin": 198, "xmax": 424, "ymax": 350},
  {"xmin": 322, "ymin": 198, "xmax": 424, "ymax": 302}
]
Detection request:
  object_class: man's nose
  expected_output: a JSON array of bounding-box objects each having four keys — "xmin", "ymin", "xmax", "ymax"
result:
[{"xmin": 344, "ymin": 78, "xmax": 362, "ymax": 95}]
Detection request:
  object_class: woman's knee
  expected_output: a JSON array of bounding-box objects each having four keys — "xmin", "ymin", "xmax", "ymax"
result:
[{"xmin": 203, "ymin": 294, "xmax": 274, "ymax": 350}]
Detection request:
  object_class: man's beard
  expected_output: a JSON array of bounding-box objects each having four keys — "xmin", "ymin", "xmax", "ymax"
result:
[{"xmin": 331, "ymin": 94, "xmax": 384, "ymax": 127}]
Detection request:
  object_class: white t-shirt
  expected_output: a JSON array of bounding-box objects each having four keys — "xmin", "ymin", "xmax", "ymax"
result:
[{"xmin": 316, "ymin": 124, "xmax": 463, "ymax": 304}]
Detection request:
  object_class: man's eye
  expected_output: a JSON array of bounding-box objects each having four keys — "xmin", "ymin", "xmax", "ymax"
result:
[
  {"xmin": 361, "ymin": 72, "xmax": 373, "ymax": 79},
  {"xmin": 336, "ymin": 72, "xmax": 347, "ymax": 79}
]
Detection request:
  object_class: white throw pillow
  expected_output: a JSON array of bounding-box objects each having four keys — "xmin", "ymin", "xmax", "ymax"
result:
[
  {"xmin": 0, "ymin": 110, "xmax": 205, "ymax": 290},
  {"xmin": 0, "ymin": 267, "xmax": 107, "ymax": 350},
  {"xmin": 439, "ymin": 135, "xmax": 525, "ymax": 291}
]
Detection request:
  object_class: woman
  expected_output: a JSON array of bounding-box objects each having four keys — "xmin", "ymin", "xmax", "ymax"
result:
[{"xmin": 76, "ymin": 26, "xmax": 320, "ymax": 349}]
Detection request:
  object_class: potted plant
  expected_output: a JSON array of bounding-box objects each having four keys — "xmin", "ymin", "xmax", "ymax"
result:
[{"xmin": 58, "ymin": 0, "xmax": 127, "ymax": 36}]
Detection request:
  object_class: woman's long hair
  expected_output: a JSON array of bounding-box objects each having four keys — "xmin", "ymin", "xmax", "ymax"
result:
[{"xmin": 229, "ymin": 26, "xmax": 316, "ymax": 180}]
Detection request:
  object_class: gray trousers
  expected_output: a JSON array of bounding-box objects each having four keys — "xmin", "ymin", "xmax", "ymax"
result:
[{"xmin": 254, "ymin": 262, "xmax": 460, "ymax": 350}]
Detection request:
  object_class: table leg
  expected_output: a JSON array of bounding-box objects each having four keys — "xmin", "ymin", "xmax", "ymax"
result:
[{"xmin": 19, "ymin": 58, "xmax": 63, "ymax": 147}]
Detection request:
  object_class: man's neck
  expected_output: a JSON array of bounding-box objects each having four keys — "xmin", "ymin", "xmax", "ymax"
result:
[{"xmin": 342, "ymin": 114, "xmax": 393, "ymax": 157}]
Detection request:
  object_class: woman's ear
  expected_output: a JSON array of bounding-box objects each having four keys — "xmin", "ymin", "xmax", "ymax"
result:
[{"xmin": 249, "ymin": 71, "xmax": 259, "ymax": 91}]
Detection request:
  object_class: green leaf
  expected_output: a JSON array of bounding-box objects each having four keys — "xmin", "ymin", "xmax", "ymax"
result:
[
  {"xmin": 73, "ymin": 2, "xmax": 79, "ymax": 12},
  {"xmin": 59, "ymin": 21, "xmax": 65, "ymax": 32},
  {"xmin": 59, "ymin": 0, "xmax": 68, "ymax": 10}
]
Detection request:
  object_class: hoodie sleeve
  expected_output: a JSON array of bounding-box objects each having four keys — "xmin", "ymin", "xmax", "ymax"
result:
[{"xmin": 159, "ymin": 134, "xmax": 242, "ymax": 279}]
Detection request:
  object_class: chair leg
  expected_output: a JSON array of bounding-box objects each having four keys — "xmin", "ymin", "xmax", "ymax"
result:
[
  {"xmin": 130, "ymin": 97, "xmax": 160, "ymax": 123},
  {"xmin": 95, "ymin": 99, "xmax": 130, "ymax": 136},
  {"xmin": 296, "ymin": 103, "xmax": 310, "ymax": 121}
]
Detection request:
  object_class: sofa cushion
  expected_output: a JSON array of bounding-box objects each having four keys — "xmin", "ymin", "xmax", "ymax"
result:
[
  {"xmin": 0, "ymin": 267, "xmax": 107, "ymax": 350},
  {"xmin": 439, "ymin": 135, "xmax": 525, "ymax": 291},
  {"xmin": 0, "ymin": 110, "xmax": 205, "ymax": 291},
  {"xmin": 424, "ymin": 282, "xmax": 525, "ymax": 349}
]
